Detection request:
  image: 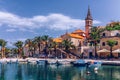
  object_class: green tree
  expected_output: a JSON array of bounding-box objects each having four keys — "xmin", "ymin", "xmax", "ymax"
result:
[
  {"xmin": 106, "ymin": 26, "xmax": 114, "ymax": 36},
  {"xmin": 41, "ymin": 35, "xmax": 49, "ymax": 45},
  {"xmin": 11, "ymin": 48, "xmax": 18, "ymax": 54},
  {"xmin": 62, "ymin": 39, "xmax": 75, "ymax": 51},
  {"xmin": 31, "ymin": 39, "xmax": 38, "ymax": 57},
  {"xmin": 25, "ymin": 39, "xmax": 32, "ymax": 57},
  {"xmin": 107, "ymin": 40, "xmax": 117, "ymax": 58},
  {"xmin": 5, "ymin": 48, "xmax": 11, "ymax": 57},
  {"xmin": 14, "ymin": 41, "xmax": 23, "ymax": 58},
  {"xmin": 51, "ymin": 41, "xmax": 58, "ymax": 58},
  {"xmin": 0, "ymin": 39, "xmax": 7, "ymax": 58},
  {"xmin": 41, "ymin": 35, "xmax": 52, "ymax": 57},
  {"xmin": 61, "ymin": 39, "xmax": 75, "ymax": 58},
  {"xmin": 90, "ymin": 27, "xmax": 104, "ymax": 58},
  {"xmin": 34, "ymin": 36, "xmax": 42, "ymax": 54}
]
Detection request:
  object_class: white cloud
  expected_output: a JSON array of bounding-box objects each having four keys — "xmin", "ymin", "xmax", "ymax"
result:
[
  {"xmin": 6, "ymin": 29, "xmax": 16, "ymax": 32},
  {"xmin": 0, "ymin": 11, "xmax": 101, "ymax": 30}
]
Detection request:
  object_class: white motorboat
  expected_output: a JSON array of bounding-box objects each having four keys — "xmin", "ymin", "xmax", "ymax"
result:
[
  {"xmin": 89, "ymin": 61, "xmax": 102, "ymax": 67},
  {"xmin": 36, "ymin": 60, "xmax": 47, "ymax": 65},
  {"xmin": 73, "ymin": 60, "xmax": 87, "ymax": 66}
]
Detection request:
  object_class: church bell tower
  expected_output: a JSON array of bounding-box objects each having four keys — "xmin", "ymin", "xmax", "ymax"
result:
[{"xmin": 85, "ymin": 6, "xmax": 93, "ymax": 38}]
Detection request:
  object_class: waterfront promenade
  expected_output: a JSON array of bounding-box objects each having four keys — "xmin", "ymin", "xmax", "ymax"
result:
[{"xmin": 1, "ymin": 58, "xmax": 120, "ymax": 66}]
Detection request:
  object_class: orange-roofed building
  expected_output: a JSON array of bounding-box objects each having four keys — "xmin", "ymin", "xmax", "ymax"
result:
[
  {"xmin": 53, "ymin": 38, "xmax": 62, "ymax": 43},
  {"xmin": 68, "ymin": 33, "xmax": 84, "ymax": 39},
  {"xmin": 61, "ymin": 32, "xmax": 85, "ymax": 47},
  {"xmin": 72, "ymin": 29, "xmax": 86, "ymax": 37}
]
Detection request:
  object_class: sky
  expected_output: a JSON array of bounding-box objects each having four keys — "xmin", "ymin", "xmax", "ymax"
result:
[{"xmin": 0, "ymin": 0, "xmax": 120, "ymax": 47}]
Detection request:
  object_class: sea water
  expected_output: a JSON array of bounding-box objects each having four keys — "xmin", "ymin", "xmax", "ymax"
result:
[{"xmin": 0, "ymin": 63, "xmax": 120, "ymax": 80}]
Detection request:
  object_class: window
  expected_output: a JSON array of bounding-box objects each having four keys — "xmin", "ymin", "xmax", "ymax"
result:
[
  {"xmin": 102, "ymin": 42, "xmax": 105, "ymax": 46},
  {"xmin": 116, "ymin": 33, "xmax": 120, "ymax": 36},
  {"xmin": 97, "ymin": 40, "xmax": 100, "ymax": 43},
  {"xmin": 115, "ymin": 41, "xmax": 118, "ymax": 45},
  {"xmin": 102, "ymin": 33, "xmax": 106, "ymax": 37}
]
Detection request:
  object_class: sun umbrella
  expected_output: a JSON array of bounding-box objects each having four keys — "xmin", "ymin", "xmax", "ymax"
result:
[
  {"xmin": 97, "ymin": 49, "xmax": 110, "ymax": 53},
  {"xmin": 112, "ymin": 49, "xmax": 120, "ymax": 53}
]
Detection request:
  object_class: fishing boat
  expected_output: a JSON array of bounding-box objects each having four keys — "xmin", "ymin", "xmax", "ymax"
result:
[
  {"xmin": 72, "ymin": 60, "xmax": 87, "ymax": 66},
  {"xmin": 89, "ymin": 60, "xmax": 102, "ymax": 68},
  {"xmin": 36, "ymin": 60, "xmax": 48, "ymax": 65},
  {"xmin": 0, "ymin": 59, "xmax": 7, "ymax": 63},
  {"xmin": 7, "ymin": 59, "xmax": 18, "ymax": 64},
  {"xmin": 57, "ymin": 60, "xmax": 71, "ymax": 65},
  {"xmin": 48, "ymin": 60, "xmax": 57, "ymax": 65},
  {"xmin": 27, "ymin": 60, "xmax": 36, "ymax": 64}
]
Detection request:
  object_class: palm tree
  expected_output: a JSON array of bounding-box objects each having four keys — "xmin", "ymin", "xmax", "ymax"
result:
[
  {"xmin": 107, "ymin": 40, "xmax": 117, "ymax": 58},
  {"xmin": 31, "ymin": 39, "xmax": 38, "ymax": 57},
  {"xmin": 51, "ymin": 41, "xmax": 58, "ymax": 58},
  {"xmin": 41, "ymin": 35, "xmax": 49, "ymax": 45},
  {"xmin": 5, "ymin": 48, "xmax": 11, "ymax": 57},
  {"xmin": 34, "ymin": 36, "xmax": 42, "ymax": 54},
  {"xmin": 62, "ymin": 39, "xmax": 74, "ymax": 51},
  {"xmin": 90, "ymin": 27, "xmax": 104, "ymax": 58},
  {"xmin": 11, "ymin": 48, "xmax": 20, "ymax": 58},
  {"xmin": 0, "ymin": 39, "xmax": 7, "ymax": 58},
  {"xmin": 61, "ymin": 39, "xmax": 75, "ymax": 58},
  {"xmin": 41, "ymin": 35, "xmax": 52, "ymax": 57},
  {"xmin": 25, "ymin": 39, "xmax": 32, "ymax": 57},
  {"xmin": 11, "ymin": 48, "xmax": 18, "ymax": 56},
  {"xmin": 14, "ymin": 41, "xmax": 23, "ymax": 58}
]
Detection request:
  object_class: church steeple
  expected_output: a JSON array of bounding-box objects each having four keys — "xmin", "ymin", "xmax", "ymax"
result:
[
  {"xmin": 85, "ymin": 6, "xmax": 93, "ymax": 20},
  {"xmin": 85, "ymin": 6, "xmax": 93, "ymax": 38}
]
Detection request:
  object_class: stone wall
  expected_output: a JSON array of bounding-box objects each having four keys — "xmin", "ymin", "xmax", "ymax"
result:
[{"xmin": 99, "ymin": 37, "xmax": 120, "ymax": 50}]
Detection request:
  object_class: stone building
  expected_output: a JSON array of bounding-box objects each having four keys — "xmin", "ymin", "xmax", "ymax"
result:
[{"xmin": 83, "ymin": 7, "xmax": 120, "ymax": 58}]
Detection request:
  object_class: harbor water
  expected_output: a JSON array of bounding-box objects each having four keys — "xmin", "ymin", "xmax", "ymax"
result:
[{"xmin": 0, "ymin": 63, "xmax": 120, "ymax": 80}]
